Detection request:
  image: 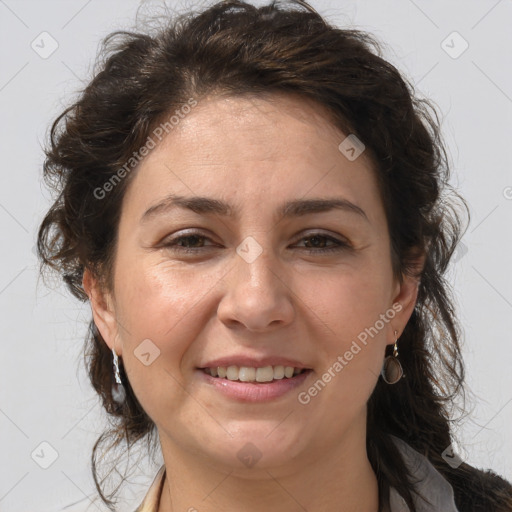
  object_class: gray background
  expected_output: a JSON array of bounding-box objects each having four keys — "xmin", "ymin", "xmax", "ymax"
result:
[{"xmin": 0, "ymin": 0, "xmax": 511, "ymax": 510}]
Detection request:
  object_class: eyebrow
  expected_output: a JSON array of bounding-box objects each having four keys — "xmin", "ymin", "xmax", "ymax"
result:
[{"xmin": 140, "ymin": 194, "xmax": 369, "ymax": 224}]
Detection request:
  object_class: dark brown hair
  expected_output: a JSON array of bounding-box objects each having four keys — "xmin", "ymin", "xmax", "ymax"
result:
[{"xmin": 37, "ymin": 1, "xmax": 512, "ymax": 510}]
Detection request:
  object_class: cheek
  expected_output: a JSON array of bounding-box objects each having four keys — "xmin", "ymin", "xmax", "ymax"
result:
[
  {"xmin": 113, "ymin": 258, "xmax": 230, "ymax": 369},
  {"xmin": 301, "ymin": 281, "xmax": 390, "ymax": 417},
  {"xmin": 112, "ymin": 260, "xmax": 222, "ymax": 420},
  {"xmin": 306, "ymin": 262, "xmax": 392, "ymax": 387},
  {"xmin": 307, "ymin": 261, "xmax": 393, "ymax": 341}
]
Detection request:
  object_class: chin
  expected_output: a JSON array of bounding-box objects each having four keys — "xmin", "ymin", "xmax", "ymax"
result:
[{"xmin": 202, "ymin": 425, "xmax": 306, "ymax": 471}]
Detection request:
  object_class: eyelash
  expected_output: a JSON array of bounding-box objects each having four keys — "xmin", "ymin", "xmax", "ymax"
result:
[{"xmin": 161, "ymin": 231, "xmax": 350, "ymax": 254}]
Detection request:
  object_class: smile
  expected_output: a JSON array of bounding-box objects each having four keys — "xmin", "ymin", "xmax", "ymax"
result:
[
  {"xmin": 196, "ymin": 366, "xmax": 313, "ymax": 402},
  {"xmin": 202, "ymin": 365, "xmax": 307, "ymax": 382}
]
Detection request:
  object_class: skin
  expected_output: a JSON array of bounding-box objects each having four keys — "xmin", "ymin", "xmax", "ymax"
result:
[{"xmin": 83, "ymin": 92, "xmax": 423, "ymax": 512}]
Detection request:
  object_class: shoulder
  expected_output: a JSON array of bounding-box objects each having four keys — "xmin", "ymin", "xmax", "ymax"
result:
[
  {"xmin": 390, "ymin": 436, "xmax": 512, "ymax": 512},
  {"xmin": 390, "ymin": 436, "xmax": 459, "ymax": 511}
]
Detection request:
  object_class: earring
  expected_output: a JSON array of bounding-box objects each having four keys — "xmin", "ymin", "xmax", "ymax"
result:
[
  {"xmin": 381, "ymin": 330, "xmax": 404, "ymax": 385},
  {"xmin": 112, "ymin": 346, "xmax": 126, "ymax": 404}
]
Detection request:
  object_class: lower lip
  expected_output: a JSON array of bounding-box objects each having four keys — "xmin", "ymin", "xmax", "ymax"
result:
[{"xmin": 196, "ymin": 369, "xmax": 312, "ymax": 402}]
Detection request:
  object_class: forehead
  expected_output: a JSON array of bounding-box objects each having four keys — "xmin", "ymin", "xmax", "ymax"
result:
[
  {"xmin": 164, "ymin": 92, "xmax": 352, "ymax": 163},
  {"xmin": 120, "ymin": 93, "xmax": 381, "ymax": 223}
]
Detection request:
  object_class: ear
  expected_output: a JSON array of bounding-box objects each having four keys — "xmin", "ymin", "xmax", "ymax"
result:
[
  {"xmin": 82, "ymin": 268, "xmax": 120, "ymax": 355},
  {"xmin": 389, "ymin": 250, "xmax": 426, "ymax": 344}
]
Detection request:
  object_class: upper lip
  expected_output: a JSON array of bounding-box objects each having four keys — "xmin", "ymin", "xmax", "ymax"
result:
[{"xmin": 199, "ymin": 356, "xmax": 311, "ymax": 370}]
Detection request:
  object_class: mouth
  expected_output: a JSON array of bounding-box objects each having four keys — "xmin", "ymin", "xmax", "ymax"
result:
[
  {"xmin": 200, "ymin": 365, "xmax": 309, "ymax": 382},
  {"xmin": 196, "ymin": 365, "xmax": 313, "ymax": 402}
]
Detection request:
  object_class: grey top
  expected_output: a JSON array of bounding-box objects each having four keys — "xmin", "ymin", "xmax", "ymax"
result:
[{"xmin": 388, "ymin": 436, "xmax": 459, "ymax": 511}]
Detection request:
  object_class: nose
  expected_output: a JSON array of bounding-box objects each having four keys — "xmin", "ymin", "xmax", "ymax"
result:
[{"xmin": 216, "ymin": 244, "xmax": 295, "ymax": 333}]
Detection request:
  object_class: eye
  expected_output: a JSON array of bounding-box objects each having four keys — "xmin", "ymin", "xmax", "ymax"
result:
[
  {"xmin": 293, "ymin": 233, "xmax": 350, "ymax": 254},
  {"xmin": 161, "ymin": 232, "xmax": 215, "ymax": 253}
]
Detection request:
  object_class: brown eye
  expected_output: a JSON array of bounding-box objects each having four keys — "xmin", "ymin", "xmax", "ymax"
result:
[
  {"xmin": 162, "ymin": 232, "xmax": 217, "ymax": 253},
  {"xmin": 294, "ymin": 233, "xmax": 350, "ymax": 253}
]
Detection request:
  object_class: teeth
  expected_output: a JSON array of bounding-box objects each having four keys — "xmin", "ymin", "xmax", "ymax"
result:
[
  {"xmin": 273, "ymin": 365, "xmax": 285, "ymax": 379},
  {"xmin": 226, "ymin": 366, "xmax": 238, "ymax": 380},
  {"xmin": 256, "ymin": 366, "xmax": 274, "ymax": 382},
  {"xmin": 204, "ymin": 365, "xmax": 306, "ymax": 382},
  {"xmin": 238, "ymin": 367, "xmax": 256, "ymax": 382}
]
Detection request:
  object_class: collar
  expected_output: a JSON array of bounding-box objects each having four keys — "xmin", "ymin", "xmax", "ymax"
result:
[{"xmin": 135, "ymin": 464, "xmax": 166, "ymax": 512}]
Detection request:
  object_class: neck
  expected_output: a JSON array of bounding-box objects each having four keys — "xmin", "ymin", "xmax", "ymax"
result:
[{"xmin": 157, "ymin": 423, "xmax": 379, "ymax": 512}]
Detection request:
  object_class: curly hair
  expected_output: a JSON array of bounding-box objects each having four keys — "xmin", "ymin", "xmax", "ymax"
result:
[{"xmin": 36, "ymin": 0, "xmax": 512, "ymax": 510}]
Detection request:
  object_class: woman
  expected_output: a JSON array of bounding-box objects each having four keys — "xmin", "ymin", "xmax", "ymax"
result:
[{"xmin": 37, "ymin": 0, "xmax": 512, "ymax": 511}]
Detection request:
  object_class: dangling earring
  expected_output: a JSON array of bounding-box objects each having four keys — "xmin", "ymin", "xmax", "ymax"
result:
[
  {"xmin": 112, "ymin": 346, "xmax": 126, "ymax": 404},
  {"xmin": 381, "ymin": 330, "xmax": 404, "ymax": 385}
]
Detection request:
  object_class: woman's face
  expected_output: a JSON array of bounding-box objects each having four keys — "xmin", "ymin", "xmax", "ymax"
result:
[{"xmin": 86, "ymin": 93, "xmax": 419, "ymax": 473}]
